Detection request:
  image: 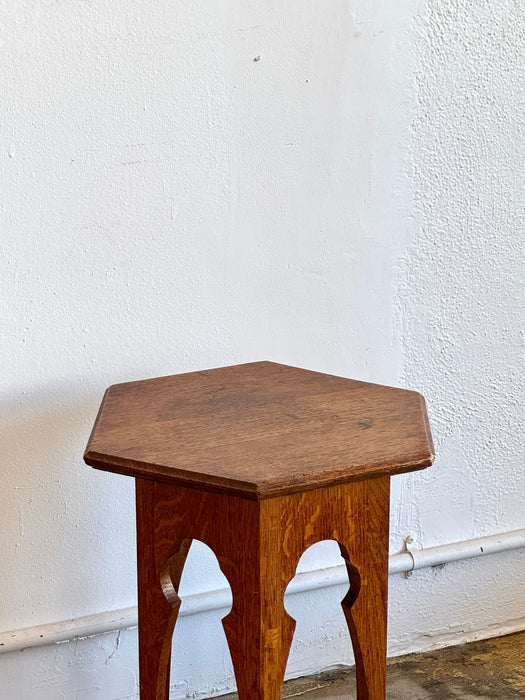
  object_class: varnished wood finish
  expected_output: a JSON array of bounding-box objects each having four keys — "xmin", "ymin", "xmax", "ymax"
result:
[
  {"xmin": 85, "ymin": 362, "xmax": 434, "ymax": 500},
  {"xmin": 136, "ymin": 476, "xmax": 390, "ymax": 700},
  {"xmin": 85, "ymin": 362, "xmax": 434, "ymax": 699}
]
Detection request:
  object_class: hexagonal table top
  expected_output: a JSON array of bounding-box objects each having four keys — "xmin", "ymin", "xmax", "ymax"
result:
[{"xmin": 84, "ymin": 361, "xmax": 434, "ymax": 499}]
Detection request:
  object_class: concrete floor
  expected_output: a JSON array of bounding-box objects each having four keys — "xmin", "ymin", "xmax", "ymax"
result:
[{"xmin": 219, "ymin": 632, "xmax": 525, "ymax": 699}]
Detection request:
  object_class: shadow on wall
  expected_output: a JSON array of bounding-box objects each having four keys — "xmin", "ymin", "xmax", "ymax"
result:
[{"xmin": 1, "ymin": 383, "xmax": 136, "ymax": 629}]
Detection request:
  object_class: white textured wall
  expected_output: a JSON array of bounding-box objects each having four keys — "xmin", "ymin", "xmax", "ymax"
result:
[
  {"xmin": 393, "ymin": 0, "xmax": 525, "ymax": 545},
  {"xmin": 1, "ymin": 1, "xmax": 523, "ymax": 698}
]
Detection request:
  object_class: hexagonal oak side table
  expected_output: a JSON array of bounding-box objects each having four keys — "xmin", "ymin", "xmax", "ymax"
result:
[{"xmin": 84, "ymin": 362, "xmax": 434, "ymax": 700}]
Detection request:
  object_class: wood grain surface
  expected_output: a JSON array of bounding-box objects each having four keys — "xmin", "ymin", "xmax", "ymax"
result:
[
  {"xmin": 84, "ymin": 362, "xmax": 434, "ymax": 499},
  {"xmin": 136, "ymin": 475, "xmax": 391, "ymax": 700}
]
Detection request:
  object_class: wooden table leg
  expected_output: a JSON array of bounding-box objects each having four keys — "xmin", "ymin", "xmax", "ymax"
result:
[
  {"xmin": 278, "ymin": 478, "xmax": 390, "ymax": 700},
  {"xmin": 136, "ymin": 479, "xmax": 192, "ymax": 700},
  {"xmin": 336, "ymin": 478, "xmax": 390, "ymax": 700},
  {"xmin": 338, "ymin": 534, "xmax": 389, "ymax": 699},
  {"xmin": 215, "ymin": 497, "xmax": 298, "ymax": 700}
]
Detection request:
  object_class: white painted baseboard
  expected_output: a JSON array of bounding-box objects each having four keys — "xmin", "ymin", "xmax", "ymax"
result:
[{"xmin": 1, "ymin": 528, "xmax": 524, "ymax": 656}]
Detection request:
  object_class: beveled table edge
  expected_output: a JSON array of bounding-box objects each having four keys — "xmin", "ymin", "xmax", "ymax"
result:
[{"xmin": 84, "ymin": 449, "xmax": 435, "ymax": 501}]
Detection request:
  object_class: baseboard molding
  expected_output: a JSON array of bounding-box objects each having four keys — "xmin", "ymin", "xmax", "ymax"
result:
[
  {"xmin": 386, "ymin": 614, "xmax": 525, "ymax": 659},
  {"xmin": 1, "ymin": 527, "xmax": 524, "ymax": 656}
]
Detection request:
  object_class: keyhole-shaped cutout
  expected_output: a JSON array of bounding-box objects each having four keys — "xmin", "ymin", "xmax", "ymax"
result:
[
  {"xmin": 283, "ymin": 539, "xmax": 361, "ymax": 684},
  {"xmin": 165, "ymin": 539, "xmax": 234, "ymax": 698}
]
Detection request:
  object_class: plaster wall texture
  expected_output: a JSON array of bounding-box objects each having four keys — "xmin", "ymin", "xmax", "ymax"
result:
[{"xmin": 1, "ymin": 1, "xmax": 523, "ymax": 698}]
